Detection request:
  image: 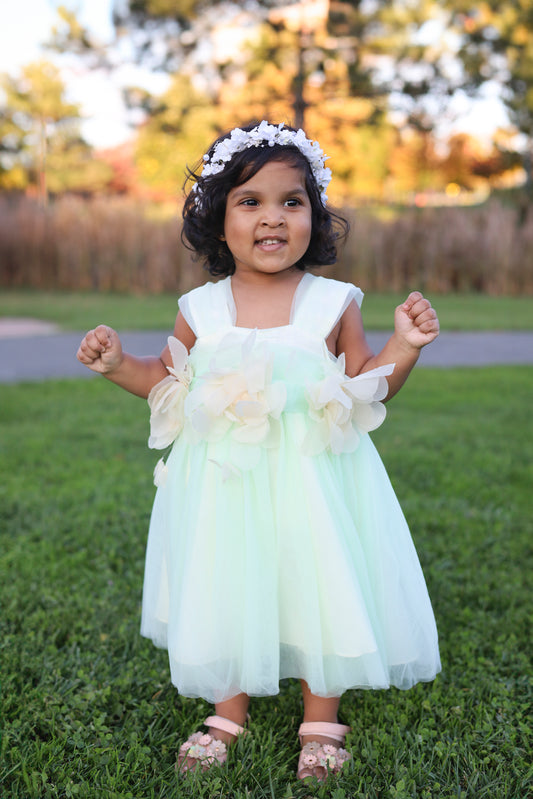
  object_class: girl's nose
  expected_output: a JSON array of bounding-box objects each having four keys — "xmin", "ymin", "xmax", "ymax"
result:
[{"xmin": 261, "ymin": 206, "xmax": 285, "ymax": 226}]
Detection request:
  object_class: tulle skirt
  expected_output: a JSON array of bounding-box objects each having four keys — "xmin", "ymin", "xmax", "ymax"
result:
[{"xmin": 141, "ymin": 414, "xmax": 440, "ymax": 703}]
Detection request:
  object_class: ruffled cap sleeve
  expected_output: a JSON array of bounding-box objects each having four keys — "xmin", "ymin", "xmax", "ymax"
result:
[{"xmin": 292, "ymin": 275, "xmax": 363, "ymax": 339}]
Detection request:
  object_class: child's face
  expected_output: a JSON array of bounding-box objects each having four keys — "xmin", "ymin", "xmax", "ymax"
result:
[{"xmin": 223, "ymin": 160, "xmax": 312, "ymax": 279}]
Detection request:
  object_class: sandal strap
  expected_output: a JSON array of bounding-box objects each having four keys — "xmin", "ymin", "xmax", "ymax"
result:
[
  {"xmin": 298, "ymin": 721, "xmax": 351, "ymax": 744},
  {"xmin": 204, "ymin": 715, "xmax": 247, "ymax": 737}
]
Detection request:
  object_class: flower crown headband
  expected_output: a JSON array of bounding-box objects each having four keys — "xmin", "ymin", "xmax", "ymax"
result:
[{"xmin": 195, "ymin": 121, "xmax": 332, "ymax": 204}]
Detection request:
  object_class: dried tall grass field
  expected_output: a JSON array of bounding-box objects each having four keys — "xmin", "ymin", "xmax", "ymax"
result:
[{"xmin": 1, "ymin": 196, "xmax": 531, "ymax": 296}]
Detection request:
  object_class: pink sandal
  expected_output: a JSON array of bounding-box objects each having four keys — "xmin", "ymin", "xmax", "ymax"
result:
[
  {"xmin": 297, "ymin": 721, "xmax": 352, "ymax": 781},
  {"xmin": 177, "ymin": 715, "xmax": 247, "ymax": 773}
]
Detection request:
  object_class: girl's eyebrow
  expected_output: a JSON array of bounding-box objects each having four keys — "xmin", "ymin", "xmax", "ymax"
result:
[{"xmin": 231, "ymin": 186, "xmax": 308, "ymax": 199}]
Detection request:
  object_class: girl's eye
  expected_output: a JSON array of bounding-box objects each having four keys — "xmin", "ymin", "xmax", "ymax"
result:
[{"xmin": 238, "ymin": 197, "xmax": 304, "ymax": 207}]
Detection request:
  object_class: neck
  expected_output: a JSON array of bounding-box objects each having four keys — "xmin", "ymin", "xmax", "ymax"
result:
[
  {"xmin": 231, "ymin": 267, "xmax": 302, "ymax": 289},
  {"xmin": 229, "ymin": 271, "xmax": 307, "ymax": 329}
]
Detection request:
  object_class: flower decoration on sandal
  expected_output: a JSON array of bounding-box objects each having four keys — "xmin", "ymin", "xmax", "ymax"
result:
[
  {"xmin": 298, "ymin": 741, "xmax": 351, "ymax": 781},
  {"xmin": 177, "ymin": 715, "xmax": 248, "ymax": 774},
  {"xmin": 178, "ymin": 731, "xmax": 227, "ymax": 771},
  {"xmin": 297, "ymin": 721, "xmax": 352, "ymax": 782}
]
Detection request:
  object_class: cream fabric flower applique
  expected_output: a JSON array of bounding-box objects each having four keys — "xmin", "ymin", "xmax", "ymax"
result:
[
  {"xmin": 303, "ymin": 349, "xmax": 394, "ymax": 456},
  {"xmin": 147, "ymin": 336, "xmax": 192, "ymax": 450},
  {"xmin": 185, "ymin": 331, "xmax": 286, "ymax": 453},
  {"xmin": 152, "ymin": 457, "xmax": 169, "ymax": 487}
]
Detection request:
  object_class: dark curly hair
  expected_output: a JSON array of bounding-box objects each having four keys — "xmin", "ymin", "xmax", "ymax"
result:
[{"xmin": 181, "ymin": 123, "xmax": 349, "ymax": 277}]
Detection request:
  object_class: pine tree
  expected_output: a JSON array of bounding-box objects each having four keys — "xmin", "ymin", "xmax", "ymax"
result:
[{"xmin": 1, "ymin": 60, "xmax": 110, "ymax": 202}]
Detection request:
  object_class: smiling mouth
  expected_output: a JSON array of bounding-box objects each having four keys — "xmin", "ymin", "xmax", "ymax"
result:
[{"xmin": 256, "ymin": 237, "xmax": 286, "ymax": 245}]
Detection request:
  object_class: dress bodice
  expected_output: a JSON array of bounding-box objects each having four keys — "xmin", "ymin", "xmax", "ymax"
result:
[
  {"xmin": 146, "ymin": 273, "xmax": 391, "ymax": 460},
  {"xmin": 177, "ymin": 274, "xmax": 363, "ymax": 410},
  {"xmin": 179, "ymin": 273, "xmax": 362, "ymax": 350}
]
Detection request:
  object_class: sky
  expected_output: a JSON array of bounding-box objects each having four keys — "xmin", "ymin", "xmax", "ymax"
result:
[
  {"xmin": 0, "ymin": 0, "xmax": 511, "ymax": 150},
  {"xmin": 1, "ymin": 1, "xmax": 115, "ymax": 73},
  {"xmin": 0, "ymin": 0, "xmax": 108, "ymax": 66},
  {"xmin": 0, "ymin": 0, "xmax": 160, "ymax": 148}
]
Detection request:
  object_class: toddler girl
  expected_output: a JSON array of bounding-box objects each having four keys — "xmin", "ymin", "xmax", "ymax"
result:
[{"xmin": 77, "ymin": 121, "xmax": 441, "ymax": 782}]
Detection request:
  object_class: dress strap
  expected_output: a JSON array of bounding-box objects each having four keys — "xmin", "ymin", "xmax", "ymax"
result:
[
  {"xmin": 178, "ymin": 277, "xmax": 232, "ymax": 337},
  {"xmin": 292, "ymin": 274, "xmax": 363, "ymax": 339}
]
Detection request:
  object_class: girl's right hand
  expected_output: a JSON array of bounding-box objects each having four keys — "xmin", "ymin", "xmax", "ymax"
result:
[{"xmin": 76, "ymin": 325, "xmax": 123, "ymax": 374}]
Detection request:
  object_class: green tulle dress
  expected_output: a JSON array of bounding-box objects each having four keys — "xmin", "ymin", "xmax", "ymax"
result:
[{"xmin": 140, "ymin": 273, "xmax": 441, "ymax": 703}]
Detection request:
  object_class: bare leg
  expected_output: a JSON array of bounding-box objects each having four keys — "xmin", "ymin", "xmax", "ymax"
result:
[
  {"xmin": 298, "ymin": 681, "xmax": 351, "ymax": 781},
  {"xmin": 177, "ymin": 693, "xmax": 250, "ymax": 772},
  {"xmin": 300, "ymin": 680, "xmax": 341, "ymax": 747},
  {"xmin": 211, "ymin": 693, "xmax": 250, "ymax": 744}
]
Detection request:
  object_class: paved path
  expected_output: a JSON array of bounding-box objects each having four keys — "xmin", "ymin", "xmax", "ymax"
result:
[{"xmin": 0, "ymin": 328, "xmax": 532, "ymax": 383}]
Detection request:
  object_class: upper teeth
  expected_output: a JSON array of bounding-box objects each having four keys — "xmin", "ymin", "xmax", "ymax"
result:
[{"xmin": 259, "ymin": 239, "xmax": 281, "ymax": 244}]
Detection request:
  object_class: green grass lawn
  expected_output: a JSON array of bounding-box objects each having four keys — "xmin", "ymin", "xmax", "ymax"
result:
[
  {"xmin": 1, "ymin": 368, "xmax": 531, "ymax": 798},
  {"xmin": 2, "ymin": 289, "xmax": 533, "ymax": 331}
]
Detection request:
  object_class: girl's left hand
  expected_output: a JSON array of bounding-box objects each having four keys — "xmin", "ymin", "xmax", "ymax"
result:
[{"xmin": 395, "ymin": 291, "xmax": 440, "ymax": 349}]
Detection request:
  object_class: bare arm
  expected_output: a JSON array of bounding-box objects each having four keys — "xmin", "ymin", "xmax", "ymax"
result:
[
  {"xmin": 336, "ymin": 291, "xmax": 439, "ymax": 401},
  {"xmin": 76, "ymin": 311, "xmax": 197, "ymax": 399}
]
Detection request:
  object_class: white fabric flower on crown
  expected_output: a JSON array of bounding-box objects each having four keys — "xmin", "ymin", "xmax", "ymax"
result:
[
  {"xmin": 196, "ymin": 121, "xmax": 332, "ymax": 204},
  {"xmin": 147, "ymin": 336, "xmax": 192, "ymax": 450},
  {"xmin": 303, "ymin": 350, "xmax": 395, "ymax": 456}
]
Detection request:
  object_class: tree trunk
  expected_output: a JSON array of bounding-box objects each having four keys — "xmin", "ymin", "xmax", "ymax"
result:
[{"xmin": 38, "ymin": 117, "xmax": 48, "ymax": 207}]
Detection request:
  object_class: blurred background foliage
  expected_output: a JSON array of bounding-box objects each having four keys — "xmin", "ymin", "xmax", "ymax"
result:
[{"xmin": 0, "ymin": 0, "xmax": 532, "ymax": 294}]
